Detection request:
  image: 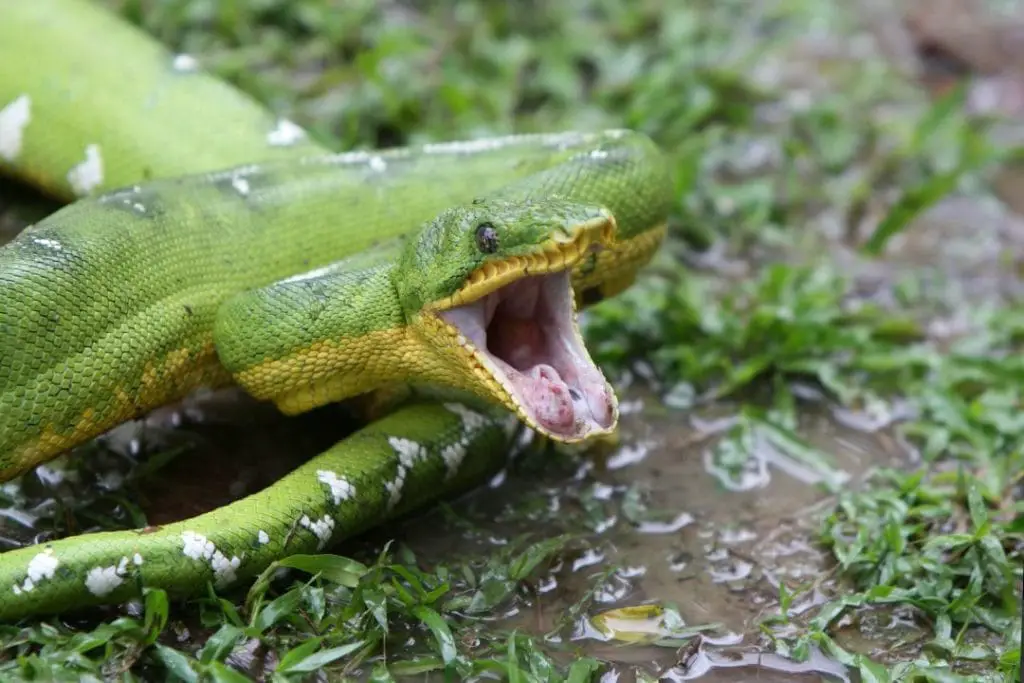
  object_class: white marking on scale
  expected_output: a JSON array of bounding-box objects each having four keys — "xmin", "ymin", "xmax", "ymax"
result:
[
  {"xmin": 384, "ymin": 474, "xmax": 404, "ymax": 509},
  {"xmin": 317, "ymin": 470, "xmax": 355, "ymax": 505},
  {"xmin": 0, "ymin": 94, "xmax": 31, "ymax": 161},
  {"xmin": 172, "ymin": 54, "xmax": 199, "ymax": 72},
  {"xmin": 84, "ymin": 554, "xmax": 140, "ymax": 596},
  {"xmin": 267, "ymin": 118, "xmax": 306, "ymax": 147},
  {"xmin": 387, "ymin": 437, "xmax": 427, "ymax": 470},
  {"xmin": 84, "ymin": 566, "xmax": 123, "ymax": 597},
  {"xmin": 439, "ymin": 404, "xmax": 495, "ymax": 479},
  {"xmin": 210, "ymin": 551, "xmax": 241, "ymax": 584},
  {"xmin": 385, "ymin": 459, "xmax": 411, "ymax": 509},
  {"xmin": 299, "ymin": 514, "xmax": 335, "ymax": 549},
  {"xmin": 258, "ymin": 530, "xmax": 270, "ymax": 545},
  {"xmin": 385, "ymin": 437, "xmax": 430, "ymax": 509},
  {"xmin": 444, "ymin": 403, "xmax": 488, "ymax": 432},
  {"xmin": 441, "ymin": 441, "xmax": 468, "ymax": 477},
  {"xmin": 181, "ymin": 530, "xmax": 212, "ymax": 561},
  {"xmin": 13, "ymin": 548, "xmax": 59, "ymax": 594},
  {"xmin": 180, "ymin": 530, "xmax": 241, "ymax": 586},
  {"xmin": 26, "ymin": 549, "xmax": 58, "ymax": 584},
  {"xmin": 67, "ymin": 144, "xmax": 104, "ymax": 196}
]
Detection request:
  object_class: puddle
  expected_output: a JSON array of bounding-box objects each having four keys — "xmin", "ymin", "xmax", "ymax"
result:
[{"xmin": 350, "ymin": 385, "xmax": 910, "ymax": 681}]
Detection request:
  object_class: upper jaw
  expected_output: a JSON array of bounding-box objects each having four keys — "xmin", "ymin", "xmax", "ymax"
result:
[
  {"xmin": 428, "ymin": 214, "xmax": 615, "ymax": 312},
  {"xmin": 431, "ymin": 219, "xmax": 620, "ymax": 442}
]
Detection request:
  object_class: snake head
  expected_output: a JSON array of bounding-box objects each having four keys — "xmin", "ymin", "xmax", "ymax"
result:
[{"xmin": 395, "ymin": 198, "xmax": 621, "ymax": 443}]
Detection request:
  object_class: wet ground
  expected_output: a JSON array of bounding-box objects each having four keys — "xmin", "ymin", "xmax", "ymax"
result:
[{"xmin": 389, "ymin": 389, "xmax": 901, "ymax": 682}]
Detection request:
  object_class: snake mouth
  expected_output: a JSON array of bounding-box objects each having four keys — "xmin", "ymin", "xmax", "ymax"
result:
[{"xmin": 432, "ymin": 216, "xmax": 619, "ymax": 441}]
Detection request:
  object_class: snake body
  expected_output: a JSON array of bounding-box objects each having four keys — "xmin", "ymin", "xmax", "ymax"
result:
[{"xmin": 0, "ymin": 0, "xmax": 673, "ymax": 621}]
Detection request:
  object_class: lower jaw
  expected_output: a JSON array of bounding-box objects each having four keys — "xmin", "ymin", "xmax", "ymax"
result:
[
  {"xmin": 454, "ymin": 343, "xmax": 620, "ymax": 443},
  {"xmin": 360, "ymin": 379, "xmax": 618, "ymax": 445}
]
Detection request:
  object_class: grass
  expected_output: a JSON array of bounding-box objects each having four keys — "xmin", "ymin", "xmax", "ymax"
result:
[{"xmin": 0, "ymin": 0, "xmax": 1021, "ymax": 681}]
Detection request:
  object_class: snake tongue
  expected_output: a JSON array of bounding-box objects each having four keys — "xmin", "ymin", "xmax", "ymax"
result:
[
  {"xmin": 440, "ymin": 271, "xmax": 616, "ymax": 439},
  {"xmin": 503, "ymin": 363, "xmax": 575, "ymax": 432}
]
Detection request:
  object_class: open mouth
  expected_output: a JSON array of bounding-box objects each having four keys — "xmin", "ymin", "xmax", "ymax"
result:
[{"xmin": 439, "ymin": 269, "xmax": 617, "ymax": 440}]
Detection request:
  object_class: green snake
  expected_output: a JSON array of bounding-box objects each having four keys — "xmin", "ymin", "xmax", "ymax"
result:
[{"xmin": 0, "ymin": 0, "xmax": 673, "ymax": 622}]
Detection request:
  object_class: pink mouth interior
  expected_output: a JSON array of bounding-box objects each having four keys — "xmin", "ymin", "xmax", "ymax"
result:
[{"xmin": 439, "ymin": 272, "xmax": 616, "ymax": 438}]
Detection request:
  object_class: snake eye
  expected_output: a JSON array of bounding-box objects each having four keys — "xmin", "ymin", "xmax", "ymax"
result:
[{"xmin": 475, "ymin": 222, "xmax": 499, "ymax": 253}]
